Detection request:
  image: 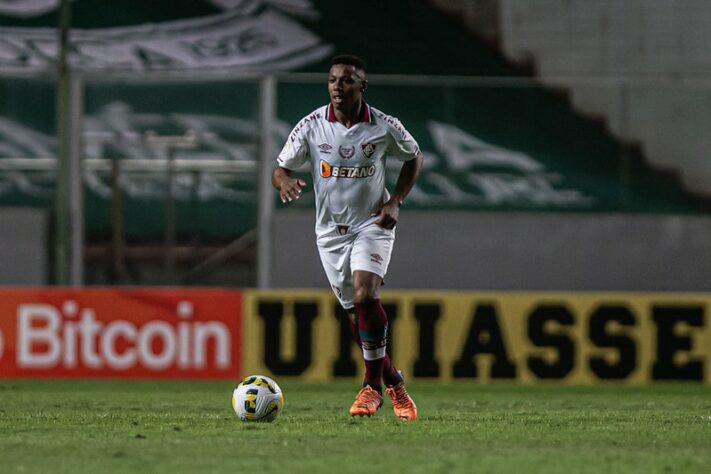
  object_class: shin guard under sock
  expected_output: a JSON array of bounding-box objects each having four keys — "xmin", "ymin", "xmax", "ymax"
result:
[
  {"xmin": 349, "ymin": 308, "xmax": 402, "ymax": 388},
  {"xmin": 355, "ymin": 299, "xmax": 388, "ymax": 392}
]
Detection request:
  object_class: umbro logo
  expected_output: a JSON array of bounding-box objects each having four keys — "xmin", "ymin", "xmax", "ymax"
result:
[{"xmin": 318, "ymin": 143, "xmax": 332, "ymax": 154}]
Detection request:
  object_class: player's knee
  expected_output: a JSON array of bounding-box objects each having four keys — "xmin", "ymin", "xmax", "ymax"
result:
[{"xmin": 353, "ymin": 286, "xmax": 377, "ymax": 305}]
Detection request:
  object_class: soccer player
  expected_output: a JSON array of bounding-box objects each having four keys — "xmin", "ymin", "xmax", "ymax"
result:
[{"xmin": 272, "ymin": 55, "xmax": 422, "ymax": 420}]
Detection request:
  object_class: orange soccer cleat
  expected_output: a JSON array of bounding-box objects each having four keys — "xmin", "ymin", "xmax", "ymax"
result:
[
  {"xmin": 349, "ymin": 386, "xmax": 384, "ymax": 417},
  {"xmin": 385, "ymin": 382, "xmax": 417, "ymax": 421}
]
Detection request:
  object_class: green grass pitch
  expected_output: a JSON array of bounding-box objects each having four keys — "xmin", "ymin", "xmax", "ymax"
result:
[{"xmin": 1, "ymin": 380, "xmax": 710, "ymax": 473}]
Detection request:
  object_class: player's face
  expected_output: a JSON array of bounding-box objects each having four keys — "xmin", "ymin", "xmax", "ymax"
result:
[{"xmin": 328, "ymin": 63, "xmax": 366, "ymax": 111}]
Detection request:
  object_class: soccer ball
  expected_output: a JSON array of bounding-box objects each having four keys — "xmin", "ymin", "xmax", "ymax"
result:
[{"xmin": 231, "ymin": 375, "xmax": 284, "ymax": 422}]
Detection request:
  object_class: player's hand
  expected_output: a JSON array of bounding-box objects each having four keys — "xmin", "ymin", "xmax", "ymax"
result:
[
  {"xmin": 279, "ymin": 178, "xmax": 306, "ymax": 203},
  {"xmin": 374, "ymin": 199, "xmax": 400, "ymax": 229}
]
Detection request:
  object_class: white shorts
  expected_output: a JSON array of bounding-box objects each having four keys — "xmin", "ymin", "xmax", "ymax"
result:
[{"xmin": 317, "ymin": 218, "xmax": 395, "ymax": 310}]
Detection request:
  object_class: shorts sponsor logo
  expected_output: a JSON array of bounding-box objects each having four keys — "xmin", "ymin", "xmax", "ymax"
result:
[
  {"xmin": 361, "ymin": 142, "xmax": 376, "ymax": 158},
  {"xmin": 320, "ymin": 160, "xmax": 375, "ymax": 179},
  {"xmin": 370, "ymin": 253, "xmax": 383, "ymax": 264},
  {"xmin": 318, "ymin": 143, "xmax": 332, "ymax": 154},
  {"xmin": 338, "ymin": 145, "xmax": 355, "ymax": 159}
]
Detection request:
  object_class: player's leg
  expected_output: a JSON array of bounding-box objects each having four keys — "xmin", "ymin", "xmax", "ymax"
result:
[
  {"xmin": 317, "ymin": 238, "xmax": 383, "ymax": 417},
  {"xmin": 348, "ymin": 269, "xmax": 386, "ymax": 417},
  {"xmin": 345, "ymin": 310, "xmax": 402, "ymax": 387},
  {"xmin": 350, "ymin": 223, "xmax": 416, "ymax": 420},
  {"xmin": 349, "ymin": 223, "xmax": 394, "ymax": 389},
  {"xmin": 352, "ymin": 270, "xmax": 387, "ymax": 392}
]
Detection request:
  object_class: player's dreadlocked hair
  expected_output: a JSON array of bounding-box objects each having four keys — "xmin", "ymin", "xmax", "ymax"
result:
[{"xmin": 330, "ymin": 54, "xmax": 367, "ymax": 73}]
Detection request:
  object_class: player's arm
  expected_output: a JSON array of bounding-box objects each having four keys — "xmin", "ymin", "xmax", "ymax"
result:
[
  {"xmin": 272, "ymin": 166, "xmax": 306, "ymax": 203},
  {"xmin": 376, "ymin": 152, "xmax": 423, "ymax": 229}
]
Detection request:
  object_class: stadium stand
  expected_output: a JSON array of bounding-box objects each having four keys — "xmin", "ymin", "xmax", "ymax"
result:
[
  {"xmin": 0, "ymin": 0, "xmax": 708, "ymax": 288},
  {"xmin": 497, "ymin": 0, "xmax": 711, "ymax": 198},
  {"xmin": 0, "ymin": 0, "xmax": 703, "ymax": 233}
]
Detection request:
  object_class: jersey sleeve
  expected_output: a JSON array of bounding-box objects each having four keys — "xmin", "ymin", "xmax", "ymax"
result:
[
  {"xmin": 277, "ymin": 121, "xmax": 310, "ymax": 170},
  {"xmin": 387, "ymin": 117, "xmax": 421, "ymax": 162}
]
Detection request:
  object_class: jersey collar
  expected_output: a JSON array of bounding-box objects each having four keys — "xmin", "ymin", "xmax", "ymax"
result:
[{"xmin": 326, "ymin": 101, "xmax": 372, "ymax": 124}]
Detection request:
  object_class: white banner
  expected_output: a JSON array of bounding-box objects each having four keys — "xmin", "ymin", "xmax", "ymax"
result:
[
  {"xmin": 0, "ymin": 0, "xmax": 63, "ymax": 18},
  {"xmin": 208, "ymin": 0, "xmax": 320, "ymax": 18},
  {"xmin": 0, "ymin": 8, "xmax": 330, "ymax": 72}
]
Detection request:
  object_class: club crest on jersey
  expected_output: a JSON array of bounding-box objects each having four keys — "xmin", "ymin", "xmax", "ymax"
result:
[
  {"xmin": 338, "ymin": 145, "xmax": 356, "ymax": 159},
  {"xmin": 320, "ymin": 160, "xmax": 375, "ymax": 178},
  {"xmin": 361, "ymin": 142, "xmax": 376, "ymax": 159},
  {"xmin": 318, "ymin": 143, "xmax": 332, "ymax": 154}
]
